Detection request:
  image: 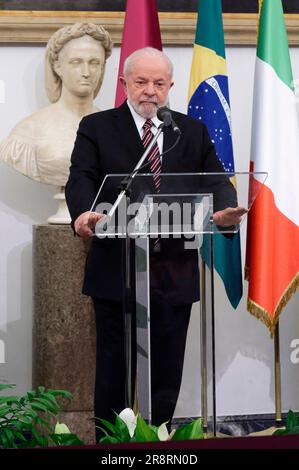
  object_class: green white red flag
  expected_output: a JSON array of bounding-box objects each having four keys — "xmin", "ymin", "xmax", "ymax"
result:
[{"xmin": 246, "ymin": 0, "xmax": 299, "ymax": 335}]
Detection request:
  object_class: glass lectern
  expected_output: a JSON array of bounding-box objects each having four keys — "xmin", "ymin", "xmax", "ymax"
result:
[{"xmin": 91, "ymin": 172, "xmax": 266, "ymax": 434}]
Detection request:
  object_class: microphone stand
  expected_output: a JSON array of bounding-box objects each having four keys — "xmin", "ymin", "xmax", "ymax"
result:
[{"xmin": 97, "ymin": 122, "xmax": 165, "ymax": 410}]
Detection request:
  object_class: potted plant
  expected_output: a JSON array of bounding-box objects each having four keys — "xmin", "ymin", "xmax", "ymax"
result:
[
  {"xmin": 97, "ymin": 408, "xmax": 204, "ymax": 443},
  {"xmin": 0, "ymin": 383, "xmax": 83, "ymax": 448},
  {"xmin": 273, "ymin": 410, "xmax": 299, "ymax": 436}
]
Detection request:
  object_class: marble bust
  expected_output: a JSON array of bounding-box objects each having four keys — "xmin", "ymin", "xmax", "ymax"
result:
[{"xmin": 0, "ymin": 23, "xmax": 112, "ymax": 187}]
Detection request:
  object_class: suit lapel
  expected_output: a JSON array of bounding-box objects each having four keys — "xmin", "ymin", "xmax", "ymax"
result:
[
  {"xmin": 112, "ymin": 101, "xmax": 155, "ymax": 195},
  {"xmin": 113, "ymin": 102, "xmax": 145, "ymax": 171}
]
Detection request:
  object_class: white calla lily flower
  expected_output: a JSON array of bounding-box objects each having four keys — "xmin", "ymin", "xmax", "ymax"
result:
[
  {"xmin": 157, "ymin": 422, "xmax": 170, "ymax": 441},
  {"xmin": 54, "ymin": 422, "xmax": 71, "ymax": 434},
  {"xmin": 119, "ymin": 408, "xmax": 137, "ymax": 437}
]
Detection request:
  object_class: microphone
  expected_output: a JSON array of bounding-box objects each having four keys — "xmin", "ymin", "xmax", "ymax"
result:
[{"xmin": 157, "ymin": 107, "xmax": 181, "ymax": 135}]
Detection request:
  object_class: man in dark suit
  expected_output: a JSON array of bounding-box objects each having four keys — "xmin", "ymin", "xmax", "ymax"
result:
[{"xmin": 65, "ymin": 47, "xmax": 245, "ymax": 440}]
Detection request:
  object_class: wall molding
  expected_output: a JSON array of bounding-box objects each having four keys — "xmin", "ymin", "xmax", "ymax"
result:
[{"xmin": 0, "ymin": 12, "xmax": 298, "ymax": 46}]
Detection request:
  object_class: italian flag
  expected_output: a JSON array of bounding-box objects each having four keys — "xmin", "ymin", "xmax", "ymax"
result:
[{"xmin": 246, "ymin": 0, "xmax": 299, "ymax": 335}]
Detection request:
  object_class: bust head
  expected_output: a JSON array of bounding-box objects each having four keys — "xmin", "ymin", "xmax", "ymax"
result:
[
  {"xmin": 0, "ymin": 23, "xmax": 113, "ymax": 190},
  {"xmin": 45, "ymin": 23, "xmax": 113, "ymax": 103}
]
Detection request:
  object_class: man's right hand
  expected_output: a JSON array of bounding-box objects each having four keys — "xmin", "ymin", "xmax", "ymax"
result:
[{"xmin": 74, "ymin": 211, "xmax": 105, "ymax": 239}]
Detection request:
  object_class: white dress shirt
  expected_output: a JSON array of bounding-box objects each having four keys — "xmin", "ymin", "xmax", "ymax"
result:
[{"xmin": 126, "ymin": 100, "xmax": 164, "ymax": 157}]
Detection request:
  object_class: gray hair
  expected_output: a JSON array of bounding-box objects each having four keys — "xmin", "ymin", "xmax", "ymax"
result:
[
  {"xmin": 123, "ymin": 47, "xmax": 173, "ymax": 79},
  {"xmin": 45, "ymin": 23, "xmax": 113, "ymax": 103}
]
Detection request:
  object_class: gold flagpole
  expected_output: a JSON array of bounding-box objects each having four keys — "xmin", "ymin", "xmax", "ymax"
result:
[
  {"xmin": 200, "ymin": 257, "xmax": 208, "ymax": 432},
  {"xmin": 274, "ymin": 321, "xmax": 282, "ymax": 424}
]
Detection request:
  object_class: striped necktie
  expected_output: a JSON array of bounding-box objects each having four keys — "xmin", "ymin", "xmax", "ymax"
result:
[{"xmin": 142, "ymin": 119, "xmax": 161, "ymax": 192}]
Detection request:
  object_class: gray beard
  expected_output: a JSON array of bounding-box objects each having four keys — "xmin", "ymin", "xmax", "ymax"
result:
[{"xmin": 130, "ymin": 101, "xmax": 158, "ymax": 119}]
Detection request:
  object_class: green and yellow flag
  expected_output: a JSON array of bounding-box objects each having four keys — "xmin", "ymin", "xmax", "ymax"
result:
[{"xmin": 188, "ymin": 0, "xmax": 242, "ymax": 308}]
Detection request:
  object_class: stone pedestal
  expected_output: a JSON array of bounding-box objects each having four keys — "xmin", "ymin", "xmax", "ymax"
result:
[{"xmin": 33, "ymin": 225, "xmax": 96, "ymax": 444}]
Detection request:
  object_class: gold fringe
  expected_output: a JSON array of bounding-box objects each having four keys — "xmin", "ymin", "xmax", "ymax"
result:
[{"xmin": 247, "ymin": 272, "xmax": 299, "ymax": 337}]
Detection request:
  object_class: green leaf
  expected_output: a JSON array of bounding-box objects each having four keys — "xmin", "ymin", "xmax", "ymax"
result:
[
  {"xmin": 274, "ymin": 425, "xmax": 299, "ymax": 436},
  {"xmin": 99, "ymin": 436, "xmax": 120, "ymax": 444},
  {"xmin": 38, "ymin": 436, "xmax": 50, "ymax": 448},
  {"xmin": 114, "ymin": 415, "xmax": 131, "ymax": 442},
  {"xmin": 30, "ymin": 402, "xmax": 49, "ymax": 413},
  {"xmin": 95, "ymin": 425, "xmax": 111, "ymax": 441},
  {"xmin": 273, "ymin": 428, "xmax": 287, "ymax": 436},
  {"xmin": 16, "ymin": 415, "xmax": 34, "ymax": 426},
  {"xmin": 47, "ymin": 390, "xmax": 73, "ymax": 401},
  {"xmin": 26, "ymin": 391, "xmax": 36, "ymax": 400},
  {"xmin": 50, "ymin": 433, "xmax": 84, "ymax": 446},
  {"xmin": 37, "ymin": 393, "xmax": 60, "ymax": 406},
  {"xmin": 21, "ymin": 438, "xmax": 39, "ymax": 448},
  {"xmin": 30, "ymin": 397, "xmax": 59, "ymax": 414},
  {"xmin": 288, "ymin": 426, "xmax": 299, "ymax": 434},
  {"xmin": 0, "ymin": 430, "xmax": 9, "ymax": 448},
  {"xmin": 3, "ymin": 428, "xmax": 16, "ymax": 448},
  {"xmin": 0, "ymin": 406, "xmax": 13, "ymax": 418},
  {"xmin": 0, "ymin": 384, "xmax": 15, "ymax": 392},
  {"xmin": 134, "ymin": 415, "xmax": 159, "ymax": 442},
  {"xmin": 34, "ymin": 416, "xmax": 52, "ymax": 430},
  {"xmin": 38, "ymin": 391, "xmax": 60, "ymax": 403},
  {"xmin": 31, "ymin": 427, "xmax": 48, "ymax": 447},
  {"xmin": 13, "ymin": 431, "xmax": 28, "ymax": 443},
  {"xmin": 172, "ymin": 418, "xmax": 204, "ymax": 441},
  {"xmin": 148, "ymin": 424, "xmax": 159, "ymax": 433},
  {"xmin": 18, "ymin": 397, "xmax": 27, "ymax": 407},
  {"xmin": 9, "ymin": 419, "xmax": 29, "ymax": 431},
  {"xmin": 0, "ymin": 396, "xmax": 19, "ymax": 405},
  {"xmin": 24, "ymin": 409, "xmax": 39, "ymax": 420},
  {"xmin": 98, "ymin": 418, "xmax": 116, "ymax": 434},
  {"xmin": 286, "ymin": 410, "xmax": 299, "ymax": 430},
  {"xmin": 3, "ymin": 418, "xmax": 28, "ymax": 432}
]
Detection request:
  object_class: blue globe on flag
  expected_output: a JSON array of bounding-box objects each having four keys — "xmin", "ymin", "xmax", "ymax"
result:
[{"xmin": 188, "ymin": 75, "xmax": 235, "ymax": 173}]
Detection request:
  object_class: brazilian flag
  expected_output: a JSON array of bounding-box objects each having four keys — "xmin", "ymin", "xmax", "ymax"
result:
[{"xmin": 188, "ymin": 0, "xmax": 242, "ymax": 309}]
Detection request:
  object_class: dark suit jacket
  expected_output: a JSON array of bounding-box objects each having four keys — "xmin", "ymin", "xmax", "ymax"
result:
[{"xmin": 65, "ymin": 102, "xmax": 236, "ymax": 304}]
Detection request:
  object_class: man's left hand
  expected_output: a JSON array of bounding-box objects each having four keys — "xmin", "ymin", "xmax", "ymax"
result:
[{"xmin": 212, "ymin": 206, "xmax": 248, "ymax": 227}]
